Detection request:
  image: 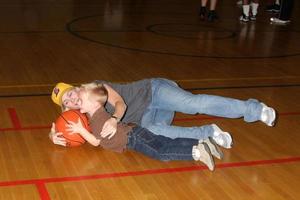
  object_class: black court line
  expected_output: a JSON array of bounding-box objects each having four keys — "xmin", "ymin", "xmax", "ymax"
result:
[
  {"xmin": 65, "ymin": 14, "xmax": 300, "ymax": 59},
  {"xmin": 0, "ymin": 83, "xmax": 299, "ymax": 98}
]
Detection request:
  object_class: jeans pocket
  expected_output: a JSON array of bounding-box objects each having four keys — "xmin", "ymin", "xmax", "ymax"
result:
[{"xmin": 133, "ymin": 127, "xmax": 155, "ymax": 144}]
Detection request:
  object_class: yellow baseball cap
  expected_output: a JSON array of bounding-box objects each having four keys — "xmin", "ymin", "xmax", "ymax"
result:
[{"xmin": 51, "ymin": 82, "xmax": 74, "ymax": 106}]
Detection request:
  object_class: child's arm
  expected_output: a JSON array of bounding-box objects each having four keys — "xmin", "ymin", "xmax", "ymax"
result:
[{"xmin": 66, "ymin": 119, "xmax": 100, "ymax": 147}]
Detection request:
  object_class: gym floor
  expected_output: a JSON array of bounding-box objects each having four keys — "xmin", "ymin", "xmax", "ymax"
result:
[{"xmin": 0, "ymin": 0, "xmax": 299, "ymax": 199}]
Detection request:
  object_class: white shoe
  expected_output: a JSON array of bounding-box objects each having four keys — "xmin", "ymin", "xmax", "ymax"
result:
[
  {"xmin": 211, "ymin": 124, "xmax": 233, "ymax": 149},
  {"xmin": 192, "ymin": 143, "xmax": 215, "ymax": 171},
  {"xmin": 200, "ymin": 137, "xmax": 224, "ymax": 160},
  {"xmin": 260, "ymin": 103, "xmax": 276, "ymax": 126},
  {"xmin": 270, "ymin": 17, "xmax": 291, "ymax": 25}
]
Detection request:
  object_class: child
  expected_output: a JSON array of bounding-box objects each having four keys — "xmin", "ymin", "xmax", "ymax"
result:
[
  {"xmin": 65, "ymin": 83, "xmax": 231, "ymax": 171},
  {"xmin": 240, "ymin": 0, "xmax": 260, "ymax": 22}
]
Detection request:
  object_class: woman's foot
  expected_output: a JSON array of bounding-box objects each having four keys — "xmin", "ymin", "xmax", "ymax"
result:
[
  {"xmin": 211, "ymin": 124, "xmax": 233, "ymax": 149},
  {"xmin": 260, "ymin": 103, "xmax": 276, "ymax": 126},
  {"xmin": 192, "ymin": 143, "xmax": 215, "ymax": 171}
]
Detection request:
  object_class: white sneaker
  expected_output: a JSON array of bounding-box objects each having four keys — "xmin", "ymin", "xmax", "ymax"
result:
[
  {"xmin": 192, "ymin": 143, "xmax": 215, "ymax": 171},
  {"xmin": 260, "ymin": 103, "xmax": 276, "ymax": 126},
  {"xmin": 270, "ymin": 17, "xmax": 291, "ymax": 25},
  {"xmin": 200, "ymin": 137, "xmax": 224, "ymax": 160},
  {"xmin": 211, "ymin": 124, "xmax": 233, "ymax": 149}
]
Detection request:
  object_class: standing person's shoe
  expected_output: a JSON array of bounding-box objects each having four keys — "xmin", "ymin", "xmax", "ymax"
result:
[
  {"xmin": 199, "ymin": 6, "xmax": 207, "ymax": 20},
  {"xmin": 265, "ymin": 4, "xmax": 280, "ymax": 13},
  {"xmin": 240, "ymin": 14, "xmax": 250, "ymax": 22},
  {"xmin": 250, "ymin": 14, "xmax": 257, "ymax": 21},
  {"xmin": 207, "ymin": 10, "xmax": 218, "ymax": 22},
  {"xmin": 200, "ymin": 137, "xmax": 224, "ymax": 160},
  {"xmin": 260, "ymin": 103, "xmax": 277, "ymax": 126},
  {"xmin": 192, "ymin": 143, "xmax": 215, "ymax": 171},
  {"xmin": 270, "ymin": 17, "xmax": 291, "ymax": 25}
]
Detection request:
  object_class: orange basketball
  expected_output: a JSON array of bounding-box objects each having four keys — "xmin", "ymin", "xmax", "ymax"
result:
[{"xmin": 55, "ymin": 110, "xmax": 89, "ymax": 147}]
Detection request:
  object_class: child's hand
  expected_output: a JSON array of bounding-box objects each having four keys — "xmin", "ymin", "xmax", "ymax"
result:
[
  {"xmin": 100, "ymin": 118, "xmax": 117, "ymax": 139},
  {"xmin": 66, "ymin": 119, "xmax": 85, "ymax": 135}
]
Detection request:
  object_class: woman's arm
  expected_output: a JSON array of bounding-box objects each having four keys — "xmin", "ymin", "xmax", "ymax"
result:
[
  {"xmin": 104, "ymin": 84, "xmax": 127, "ymax": 120},
  {"xmin": 100, "ymin": 84, "xmax": 127, "ymax": 139},
  {"xmin": 66, "ymin": 120, "xmax": 100, "ymax": 147},
  {"xmin": 49, "ymin": 123, "xmax": 67, "ymax": 146}
]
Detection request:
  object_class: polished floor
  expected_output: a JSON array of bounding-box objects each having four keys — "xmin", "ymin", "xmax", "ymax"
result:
[{"xmin": 0, "ymin": 0, "xmax": 299, "ymax": 199}]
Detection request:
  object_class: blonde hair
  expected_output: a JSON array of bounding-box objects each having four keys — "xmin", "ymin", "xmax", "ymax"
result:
[{"xmin": 81, "ymin": 83, "xmax": 108, "ymax": 105}]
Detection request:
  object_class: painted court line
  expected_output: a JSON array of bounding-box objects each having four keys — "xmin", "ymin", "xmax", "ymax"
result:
[
  {"xmin": 0, "ymin": 156, "xmax": 299, "ymax": 187},
  {"xmin": 7, "ymin": 108, "xmax": 22, "ymax": 129},
  {"xmin": 0, "ymin": 108, "xmax": 299, "ymax": 199}
]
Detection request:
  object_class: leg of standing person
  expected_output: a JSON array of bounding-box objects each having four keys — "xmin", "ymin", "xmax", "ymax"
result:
[
  {"xmin": 240, "ymin": 0, "xmax": 250, "ymax": 22},
  {"xmin": 271, "ymin": 0, "xmax": 294, "ymax": 24},
  {"xmin": 199, "ymin": 0, "xmax": 208, "ymax": 19},
  {"xmin": 207, "ymin": 0, "xmax": 218, "ymax": 22},
  {"xmin": 250, "ymin": 0, "xmax": 259, "ymax": 21},
  {"xmin": 266, "ymin": 0, "xmax": 280, "ymax": 12}
]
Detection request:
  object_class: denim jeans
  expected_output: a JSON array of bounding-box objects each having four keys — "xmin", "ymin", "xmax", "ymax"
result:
[
  {"xmin": 141, "ymin": 78, "xmax": 263, "ymax": 139},
  {"xmin": 127, "ymin": 126, "xmax": 198, "ymax": 161}
]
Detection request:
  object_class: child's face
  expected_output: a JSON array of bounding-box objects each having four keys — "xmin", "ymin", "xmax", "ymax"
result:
[{"xmin": 78, "ymin": 89, "xmax": 98, "ymax": 114}]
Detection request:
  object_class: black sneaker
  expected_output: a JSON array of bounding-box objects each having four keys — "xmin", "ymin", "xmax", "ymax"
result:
[
  {"xmin": 240, "ymin": 14, "xmax": 249, "ymax": 22},
  {"xmin": 265, "ymin": 4, "xmax": 280, "ymax": 13},
  {"xmin": 199, "ymin": 6, "xmax": 207, "ymax": 20},
  {"xmin": 250, "ymin": 14, "xmax": 257, "ymax": 21},
  {"xmin": 207, "ymin": 10, "xmax": 218, "ymax": 22}
]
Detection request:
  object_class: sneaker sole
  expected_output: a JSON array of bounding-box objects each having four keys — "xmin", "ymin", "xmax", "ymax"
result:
[
  {"xmin": 199, "ymin": 143, "xmax": 215, "ymax": 171},
  {"xmin": 204, "ymin": 138, "xmax": 224, "ymax": 160}
]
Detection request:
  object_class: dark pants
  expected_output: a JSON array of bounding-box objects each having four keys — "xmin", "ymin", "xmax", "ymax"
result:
[
  {"xmin": 279, "ymin": 0, "xmax": 294, "ymax": 20},
  {"xmin": 127, "ymin": 126, "xmax": 199, "ymax": 161}
]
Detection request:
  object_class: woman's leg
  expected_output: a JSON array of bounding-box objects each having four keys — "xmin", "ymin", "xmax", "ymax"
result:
[
  {"xmin": 141, "ymin": 109, "xmax": 214, "ymax": 139},
  {"xmin": 141, "ymin": 107, "xmax": 233, "ymax": 148},
  {"xmin": 150, "ymin": 78, "xmax": 264, "ymax": 123}
]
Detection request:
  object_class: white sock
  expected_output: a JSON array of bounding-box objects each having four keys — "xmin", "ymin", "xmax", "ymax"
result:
[
  {"xmin": 275, "ymin": 0, "xmax": 280, "ymax": 5},
  {"xmin": 242, "ymin": 5, "xmax": 250, "ymax": 16},
  {"xmin": 251, "ymin": 3, "xmax": 259, "ymax": 16}
]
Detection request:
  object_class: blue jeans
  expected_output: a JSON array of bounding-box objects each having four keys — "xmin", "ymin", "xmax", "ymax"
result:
[
  {"xmin": 141, "ymin": 78, "xmax": 263, "ymax": 139},
  {"xmin": 127, "ymin": 126, "xmax": 198, "ymax": 161}
]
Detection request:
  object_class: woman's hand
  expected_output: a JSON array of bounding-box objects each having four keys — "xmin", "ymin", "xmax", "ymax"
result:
[
  {"xmin": 100, "ymin": 118, "xmax": 117, "ymax": 139},
  {"xmin": 66, "ymin": 119, "xmax": 85, "ymax": 135},
  {"xmin": 49, "ymin": 123, "xmax": 66, "ymax": 146}
]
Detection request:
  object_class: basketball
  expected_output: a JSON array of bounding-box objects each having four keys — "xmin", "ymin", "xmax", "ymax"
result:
[{"xmin": 55, "ymin": 110, "xmax": 89, "ymax": 147}]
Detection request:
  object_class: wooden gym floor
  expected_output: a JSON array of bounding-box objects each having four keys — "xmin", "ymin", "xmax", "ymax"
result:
[{"xmin": 0, "ymin": 0, "xmax": 299, "ymax": 199}]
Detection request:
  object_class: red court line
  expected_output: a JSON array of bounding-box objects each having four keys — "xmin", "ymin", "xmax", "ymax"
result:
[
  {"xmin": 35, "ymin": 182, "xmax": 50, "ymax": 200},
  {"xmin": 0, "ymin": 156, "xmax": 299, "ymax": 187},
  {"xmin": 7, "ymin": 108, "xmax": 22, "ymax": 129}
]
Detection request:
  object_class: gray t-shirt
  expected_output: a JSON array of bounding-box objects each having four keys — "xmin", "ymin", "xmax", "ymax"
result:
[{"xmin": 94, "ymin": 79, "xmax": 152, "ymax": 124}]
